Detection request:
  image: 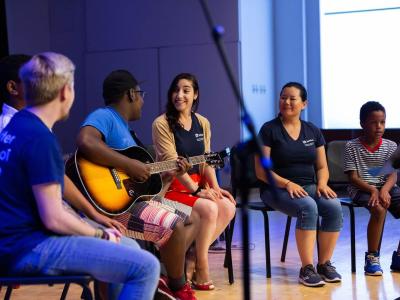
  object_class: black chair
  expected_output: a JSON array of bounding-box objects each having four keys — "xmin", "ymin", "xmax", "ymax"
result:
[
  {"xmin": 223, "ymin": 145, "xmax": 292, "ymax": 283},
  {"xmin": 0, "ymin": 275, "xmax": 94, "ymax": 300},
  {"xmin": 326, "ymin": 140, "xmax": 359, "ymax": 273}
]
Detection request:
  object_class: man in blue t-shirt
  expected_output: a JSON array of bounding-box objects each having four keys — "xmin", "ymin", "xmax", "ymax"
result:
[
  {"xmin": 0, "ymin": 54, "xmax": 125, "ymax": 234},
  {"xmin": 76, "ymin": 70, "xmax": 199, "ymax": 300},
  {"xmin": 0, "ymin": 53, "xmax": 159, "ymax": 300}
]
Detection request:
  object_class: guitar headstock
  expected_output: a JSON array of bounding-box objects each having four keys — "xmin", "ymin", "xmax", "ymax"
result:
[{"xmin": 204, "ymin": 147, "xmax": 230, "ymax": 169}]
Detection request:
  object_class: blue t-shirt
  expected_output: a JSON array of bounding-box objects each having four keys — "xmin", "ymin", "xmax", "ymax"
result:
[
  {"xmin": 0, "ymin": 110, "xmax": 64, "ymax": 273},
  {"xmin": 81, "ymin": 107, "xmax": 137, "ymax": 149},
  {"xmin": 258, "ymin": 117, "xmax": 325, "ymax": 187}
]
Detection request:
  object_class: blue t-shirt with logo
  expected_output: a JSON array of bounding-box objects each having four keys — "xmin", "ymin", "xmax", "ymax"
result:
[
  {"xmin": 81, "ymin": 107, "xmax": 137, "ymax": 149},
  {"xmin": 258, "ymin": 117, "xmax": 325, "ymax": 187},
  {"xmin": 0, "ymin": 110, "xmax": 64, "ymax": 273}
]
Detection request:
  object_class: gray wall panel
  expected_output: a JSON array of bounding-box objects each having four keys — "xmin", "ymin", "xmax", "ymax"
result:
[
  {"xmin": 6, "ymin": 0, "xmax": 50, "ymax": 54},
  {"xmin": 85, "ymin": 0, "xmax": 238, "ymax": 52},
  {"xmin": 5, "ymin": 0, "xmax": 241, "ymax": 153},
  {"xmin": 49, "ymin": 0, "xmax": 87, "ymax": 153}
]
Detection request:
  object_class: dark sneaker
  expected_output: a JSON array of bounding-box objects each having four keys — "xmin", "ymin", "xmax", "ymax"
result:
[
  {"xmin": 173, "ymin": 282, "xmax": 196, "ymax": 300},
  {"xmin": 299, "ymin": 264, "xmax": 325, "ymax": 287},
  {"xmin": 365, "ymin": 252, "xmax": 383, "ymax": 276},
  {"xmin": 390, "ymin": 251, "xmax": 400, "ymax": 272},
  {"xmin": 317, "ymin": 261, "xmax": 342, "ymax": 282},
  {"xmin": 156, "ymin": 275, "xmax": 176, "ymax": 300}
]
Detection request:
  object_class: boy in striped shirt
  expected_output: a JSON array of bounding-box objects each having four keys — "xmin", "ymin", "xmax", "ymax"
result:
[{"xmin": 344, "ymin": 101, "xmax": 400, "ymax": 276}]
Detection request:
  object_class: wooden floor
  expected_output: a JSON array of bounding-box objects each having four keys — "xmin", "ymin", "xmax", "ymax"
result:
[{"xmin": 2, "ymin": 197, "xmax": 400, "ymax": 300}]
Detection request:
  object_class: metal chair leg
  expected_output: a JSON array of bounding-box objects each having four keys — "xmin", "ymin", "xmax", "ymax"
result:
[
  {"xmin": 224, "ymin": 215, "xmax": 236, "ymax": 268},
  {"xmin": 4, "ymin": 286, "xmax": 12, "ymax": 300},
  {"xmin": 1, "ymin": 277, "xmax": 93, "ymax": 300},
  {"xmin": 281, "ymin": 216, "xmax": 292, "ymax": 262},
  {"xmin": 60, "ymin": 283, "xmax": 70, "ymax": 300},
  {"xmin": 94, "ymin": 280, "xmax": 100, "ymax": 300},
  {"xmin": 316, "ymin": 218, "xmax": 320, "ymax": 259},
  {"xmin": 225, "ymin": 223, "xmax": 234, "ymax": 284},
  {"xmin": 78, "ymin": 282, "xmax": 93, "ymax": 300},
  {"xmin": 349, "ymin": 206, "xmax": 356, "ymax": 273},
  {"xmin": 262, "ymin": 211, "xmax": 271, "ymax": 278}
]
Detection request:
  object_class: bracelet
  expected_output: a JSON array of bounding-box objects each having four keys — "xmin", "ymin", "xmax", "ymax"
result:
[
  {"xmin": 284, "ymin": 180, "xmax": 291, "ymax": 187},
  {"xmin": 191, "ymin": 186, "xmax": 202, "ymax": 196},
  {"xmin": 94, "ymin": 228, "xmax": 109, "ymax": 240},
  {"xmin": 94, "ymin": 228, "xmax": 103, "ymax": 238}
]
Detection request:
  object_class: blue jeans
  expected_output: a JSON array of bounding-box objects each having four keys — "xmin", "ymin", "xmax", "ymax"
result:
[
  {"xmin": 261, "ymin": 184, "xmax": 343, "ymax": 231},
  {"xmin": 10, "ymin": 236, "xmax": 160, "ymax": 300}
]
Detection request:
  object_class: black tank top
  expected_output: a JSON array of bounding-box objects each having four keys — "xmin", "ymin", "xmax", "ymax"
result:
[{"xmin": 173, "ymin": 113, "xmax": 205, "ymax": 174}]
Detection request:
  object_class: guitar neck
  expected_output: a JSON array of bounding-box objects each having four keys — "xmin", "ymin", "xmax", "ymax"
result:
[{"xmin": 149, "ymin": 155, "xmax": 205, "ymax": 174}]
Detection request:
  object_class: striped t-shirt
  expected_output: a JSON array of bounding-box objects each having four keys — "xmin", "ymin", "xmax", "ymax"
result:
[{"xmin": 344, "ymin": 137, "xmax": 397, "ymax": 198}]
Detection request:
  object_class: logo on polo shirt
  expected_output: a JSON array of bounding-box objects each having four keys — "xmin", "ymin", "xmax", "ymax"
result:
[
  {"xmin": 302, "ymin": 139, "xmax": 315, "ymax": 147},
  {"xmin": 195, "ymin": 133, "xmax": 204, "ymax": 142}
]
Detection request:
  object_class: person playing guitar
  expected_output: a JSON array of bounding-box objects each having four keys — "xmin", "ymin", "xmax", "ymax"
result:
[{"xmin": 76, "ymin": 69, "xmax": 198, "ymax": 300}]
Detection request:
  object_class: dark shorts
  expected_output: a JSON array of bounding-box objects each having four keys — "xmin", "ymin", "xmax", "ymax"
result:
[{"xmin": 353, "ymin": 186, "xmax": 400, "ymax": 219}]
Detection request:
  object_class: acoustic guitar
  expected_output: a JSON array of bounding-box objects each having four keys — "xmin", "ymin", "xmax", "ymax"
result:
[{"xmin": 65, "ymin": 146, "xmax": 228, "ymax": 216}]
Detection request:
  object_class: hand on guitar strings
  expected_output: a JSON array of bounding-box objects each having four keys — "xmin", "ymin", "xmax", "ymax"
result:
[
  {"xmin": 176, "ymin": 156, "xmax": 192, "ymax": 175},
  {"xmin": 127, "ymin": 159, "xmax": 151, "ymax": 182},
  {"xmin": 161, "ymin": 156, "xmax": 192, "ymax": 183}
]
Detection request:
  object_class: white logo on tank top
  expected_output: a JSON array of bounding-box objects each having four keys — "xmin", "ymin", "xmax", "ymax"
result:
[{"xmin": 195, "ymin": 133, "xmax": 204, "ymax": 142}]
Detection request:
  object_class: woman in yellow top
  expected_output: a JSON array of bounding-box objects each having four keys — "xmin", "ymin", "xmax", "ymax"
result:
[{"xmin": 152, "ymin": 73, "xmax": 236, "ymax": 290}]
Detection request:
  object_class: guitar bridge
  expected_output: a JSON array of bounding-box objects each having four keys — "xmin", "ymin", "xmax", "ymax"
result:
[{"xmin": 109, "ymin": 168, "xmax": 122, "ymax": 189}]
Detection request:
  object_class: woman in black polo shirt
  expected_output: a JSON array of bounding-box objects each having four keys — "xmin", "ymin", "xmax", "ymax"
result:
[{"xmin": 255, "ymin": 82, "xmax": 343, "ymax": 287}]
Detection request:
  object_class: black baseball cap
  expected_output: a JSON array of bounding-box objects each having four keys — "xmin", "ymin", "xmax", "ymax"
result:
[{"xmin": 103, "ymin": 69, "xmax": 138, "ymax": 104}]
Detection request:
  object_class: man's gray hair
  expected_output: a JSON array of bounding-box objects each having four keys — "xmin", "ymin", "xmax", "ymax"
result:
[{"xmin": 19, "ymin": 52, "xmax": 75, "ymax": 106}]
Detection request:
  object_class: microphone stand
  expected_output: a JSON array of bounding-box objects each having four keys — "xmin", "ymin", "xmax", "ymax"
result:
[{"xmin": 198, "ymin": 1, "xmax": 280, "ymax": 299}]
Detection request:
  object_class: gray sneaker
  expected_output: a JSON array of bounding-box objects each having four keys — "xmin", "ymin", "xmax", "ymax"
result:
[
  {"xmin": 299, "ymin": 264, "xmax": 325, "ymax": 287},
  {"xmin": 317, "ymin": 261, "xmax": 342, "ymax": 282}
]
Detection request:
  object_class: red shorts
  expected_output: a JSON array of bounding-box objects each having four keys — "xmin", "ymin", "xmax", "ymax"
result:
[{"xmin": 164, "ymin": 173, "xmax": 201, "ymax": 207}]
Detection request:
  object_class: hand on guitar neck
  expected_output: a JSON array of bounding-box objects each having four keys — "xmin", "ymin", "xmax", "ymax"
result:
[
  {"xmin": 161, "ymin": 157, "xmax": 192, "ymax": 184},
  {"xmin": 125, "ymin": 159, "xmax": 151, "ymax": 182}
]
